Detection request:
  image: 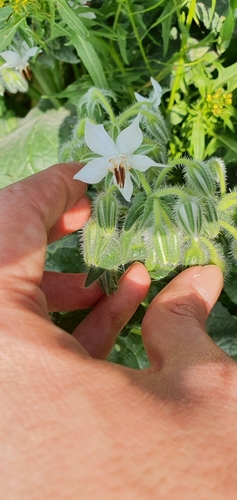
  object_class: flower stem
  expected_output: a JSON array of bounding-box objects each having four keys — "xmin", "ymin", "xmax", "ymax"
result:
[
  {"xmin": 116, "ymin": 103, "xmax": 143, "ymax": 127},
  {"xmin": 138, "ymin": 172, "xmax": 152, "ymax": 196},
  {"xmin": 155, "ymin": 165, "xmax": 176, "ymax": 189}
]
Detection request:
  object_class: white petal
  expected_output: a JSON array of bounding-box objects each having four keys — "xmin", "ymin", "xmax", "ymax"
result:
[
  {"xmin": 115, "ymin": 172, "xmax": 133, "ymax": 202},
  {"xmin": 150, "ymin": 77, "xmax": 162, "ymax": 106},
  {"xmin": 85, "ymin": 119, "xmax": 117, "ymax": 157},
  {"xmin": 73, "ymin": 158, "xmax": 108, "ymax": 183},
  {"xmin": 130, "ymin": 154, "xmax": 164, "ymax": 172},
  {"xmin": 116, "ymin": 115, "xmax": 143, "ymax": 156},
  {"xmin": 0, "ymin": 51, "xmax": 21, "ymax": 68},
  {"xmin": 134, "ymin": 91, "xmax": 149, "ymax": 103},
  {"xmin": 150, "ymin": 77, "xmax": 162, "ymax": 95},
  {"xmin": 21, "ymin": 41, "xmax": 30, "ymax": 53},
  {"xmin": 26, "ymin": 47, "xmax": 39, "ymax": 58},
  {"xmin": 79, "ymin": 11, "xmax": 96, "ymax": 19}
]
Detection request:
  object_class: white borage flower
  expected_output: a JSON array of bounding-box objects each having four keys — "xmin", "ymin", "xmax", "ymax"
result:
[
  {"xmin": 74, "ymin": 115, "xmax": 164, "ymax": 202},
  {"xmin": 0, "ymin": 42, "xmax": 39, "ymax": 77},
  {"xmin": 134, "ymin": 77, "xmax": 162, "ymax": 108}
]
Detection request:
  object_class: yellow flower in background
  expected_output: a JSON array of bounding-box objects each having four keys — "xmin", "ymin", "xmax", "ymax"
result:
[
  {"xmin": 206, "ymin": 87, "xmax": 233, "ymax": 117},
  {"xmin": 9, "ymin": 0, "xmax": 41, "ymax": 14}
]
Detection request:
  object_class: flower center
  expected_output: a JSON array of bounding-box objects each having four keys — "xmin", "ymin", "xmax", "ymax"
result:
[{"xmin": 109, "ymin": 154, "xmax": 130, "ymax": 188}]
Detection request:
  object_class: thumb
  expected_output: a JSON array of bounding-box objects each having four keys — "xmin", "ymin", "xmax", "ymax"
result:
[{"xmin": 142, "ymin": 265, "xmax": 228, "ymax": 369}]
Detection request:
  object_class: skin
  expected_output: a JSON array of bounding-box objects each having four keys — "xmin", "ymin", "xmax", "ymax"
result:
[{"xmin": 1, "ymin": 162, "xmax": 237, "ymax": 499}]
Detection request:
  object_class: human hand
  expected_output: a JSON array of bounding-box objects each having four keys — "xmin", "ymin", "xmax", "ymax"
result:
[{"xmin": 1, "ymin": 163, "xmax": 237, "ymax": 500}]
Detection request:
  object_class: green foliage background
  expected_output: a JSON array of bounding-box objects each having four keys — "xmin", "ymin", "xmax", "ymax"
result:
[{"xmin": 1, "ymin": 0, "xmax": 237, "ymax": 367}]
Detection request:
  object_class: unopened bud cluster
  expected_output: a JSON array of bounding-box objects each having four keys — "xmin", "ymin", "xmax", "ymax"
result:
[
  {"xmin": 65, "ymin": 83, "xmax": 237, "ymax": 293},
  {"xmin": 206, "ymin": 87, "xmax": 233, "ymax": 116}
]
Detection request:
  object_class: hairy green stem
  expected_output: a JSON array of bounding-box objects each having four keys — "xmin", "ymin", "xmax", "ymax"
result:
[
  {"xmin": 138, "ymin": 172, "xmax": 152, "ymax": 196},
  {"xmin": 93, "ymin": 89, "xmax": 116, "ymax": 122},
  {"xmin": 155, "ymin": 165, "xmax": 177, "ymax": 189},
  {"xmin": 154, "ymin": 186, "xmax": 187, "ymax": 200},
  {"xmin": 116, "ymin": 103, "xmax": 143, "ymax": 127},
  {"xmin": 220, "ymin": 220, "xmax": 237, "ymax": 240}
]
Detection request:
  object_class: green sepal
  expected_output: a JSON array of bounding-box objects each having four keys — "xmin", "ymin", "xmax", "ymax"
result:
[
  {"xmin": 176, "ymin": 198, "xmax": 203, "ymax": 237},
  {"xmin": 202, "ymin": 198, "xmax": 220, "ymax": 237},
  {"xmin": 83, "ymin": 217, "xmax": 122, "ymax": 270},
  {"xmin": 124, "ymin": 193, "xmax": 146, "ymax": 231},
  {"xmin": 140, "ymin": 195, "xmax": 154, "ymax": 229},
  {"xmin": 96, "ymin": 192, "xmax": 118, "ymax": 233},
  {"xmin": 99, "ymin": 240, "xmax": 122, "ymax": 269},
  {"xmin": 183, "ymin": 239, "xmax": 209, "ymax": 267},
  {"xmin": 120, "ymin": 229, "xmax": 146, "ymax": 263},
  {"xmin": 85, "ymin": 266, "xmax": 107, "ymax": 288},
  {"xmin": 98, "ymin": 269, "xmax": 121, "ymax": 295}
]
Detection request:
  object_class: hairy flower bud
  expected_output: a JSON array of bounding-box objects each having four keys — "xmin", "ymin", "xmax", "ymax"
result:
[
  {"xmin": 145, "ymin": 227, "xmax": 181, "ymax": 271},
  {"xmin": 83, "ymin": 219, "xmax": 120, "ymax": 269},
  {"xmin": 184, "ymin": 161, "xmax": 215, "ymax": 196},
  {"xmin": 95, "ymin": 192, "xmax": 118, "ymax": 233}
]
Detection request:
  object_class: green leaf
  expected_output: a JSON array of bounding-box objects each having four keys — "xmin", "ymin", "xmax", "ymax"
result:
[
  {"xmin": 51, "ymin": 308, "xmax": 91, "ymax": 333},
  {"xmin": 0, "ymin": 114, "xmax": 19, "ymax": 139},
  {"xmin": 70, "ymin": 36, "xmax": 108, "ymax": 89},
  {"xmin": 0, "ymin": 106, "xmax": 72, "ymax": 188},
  {"xmin": 46, "ymin": 233, "xmax": 86, "ymax": 273},
  {"xmin": 161, "ymin": 0, "xmax": 173, "ymax": 57},
  {"xmin": 116, "ymin": 25, "xmax": 129, "ymax": 65},
  {"xmin": 218, "ymin": 8, "xmax": 235, "ymax": 52},
  {"xmin": 191, "ymin": 114, "xmax": 205, "ymax": 159},
  {"xmin": 0, "ymin": 18, "xmax": 25, "ymax": 52},
  {"xmin": 56, "ymin": 0, "xmax": 88, "ymax": 36},
  {"xmin": 215, "ymin": 133, "xmax": 237, "ymax": 164},
  {"xmin": 85, "ymin": 266, "xmax": 106, "ymax": 288},
  {"xmin": 213, "ymin": 61, "xmax": 237, "ymax": 92},
  {"xmin": 57, "ymin": 0, "xmax": 108, "ymax": 88},
  {"xmin": 0, "ymin": 6, "xmax": 13, "ymax": 29},
  {"xmin": 108, "ymin": 332, "xmax": 150, "ymax": 369},
  {"xmin": 207, "ymin": 302, "xmax": 237, "ymax": 361},
  {"xmin": 224, "ymin": 267, "xmax": 237, "ymax": 305}
]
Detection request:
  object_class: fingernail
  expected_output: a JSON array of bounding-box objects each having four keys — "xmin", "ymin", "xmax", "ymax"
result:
[{"xmin": 192, "ymin": 265, "xmax": 223, "ymax": 310}]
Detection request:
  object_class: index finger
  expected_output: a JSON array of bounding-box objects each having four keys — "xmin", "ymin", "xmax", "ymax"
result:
[{"xmin": 0, "ymin": 162, "xmax": 86, "ymax": 285}]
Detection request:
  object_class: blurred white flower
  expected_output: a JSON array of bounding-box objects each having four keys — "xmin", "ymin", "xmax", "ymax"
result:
[
  {"xmin": 0, "ymin": 42, "xmax": 39, "ymax": 78},
  {"xmin": 134, "ymin": 77, "xmax": 162, "ymax": 107},
  {"xmin": 74, "ymin": 115, "xmax": 164, "ymax": 201},
  {"xmin": 68, "ymin": 0, "xmax": 96, "ymax": 19}
]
